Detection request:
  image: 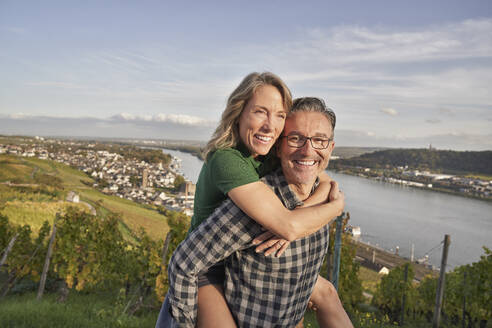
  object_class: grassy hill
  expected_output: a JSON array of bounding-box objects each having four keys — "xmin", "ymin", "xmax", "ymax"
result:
[{"xmin": 0, "ymin": 154, "xmax": 169, "ymax": 241}]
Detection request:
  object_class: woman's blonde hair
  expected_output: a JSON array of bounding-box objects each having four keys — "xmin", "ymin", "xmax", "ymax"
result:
[{"xmin": 203, "ymin": 72, "xmax": 292, "ymax": 160}]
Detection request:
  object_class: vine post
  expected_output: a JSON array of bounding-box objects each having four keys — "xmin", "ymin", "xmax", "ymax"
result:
[
  {"xmin": 433, "ymin": 234, "xmax": 451, "ymax": 328},
  {"xmin": 0, "ymin": 233, "xmax": 19, "ymax": 268},
  {"xmin": 332, "ymin": 215, "xmax": 343, "ymax": 291},
  {"xmin": 400, "ymin": 263, "xmax": 409, "ymax": 326},
  {"xmin": 37, "ymin": 213, "xmax": 59, "ymax": 300}
]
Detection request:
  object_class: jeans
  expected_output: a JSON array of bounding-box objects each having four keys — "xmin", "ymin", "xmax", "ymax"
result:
[{"xmin": 155, "ymin": 294, "xmax": 179, "ymax": 328}]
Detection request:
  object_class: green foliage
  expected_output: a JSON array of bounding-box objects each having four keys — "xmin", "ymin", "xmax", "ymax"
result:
[
  {"xmin": 52, "ymin": 208, "xmax": 133, "ymax": 291},
  {"xmin": 163, "ymin": 145, "xmax": 204, "ymax": 160},
  {"xmin": 371, "ymin": 247, "xmax": 492, "ymax": 327},
  {"xmin": 372, "ymin": 263, "xmax": 415, "ymax": 324},
  {"xmin": 129, "ymin": 175, "xmax": 140, "ymax": 188},
  {"xmin": 102, "ymin": 144, "xmax": 171, "ymax": 165},
  {"xmin": 33, "ymin": 173, "xmax": 62, "ymax": 188},
  {"xmin": 0, "ymin": 184, "xmax": 60, "ymax": 202},
  {"xmin": 173, "ymin": 174, "xmax": 186, "ymax": 191},
  {"xmin": 415, "ymin": 247, "xmax": 492, "ymax": 326},
  {"xmin": 1, "ymin": 220, "xmax": 51, "ymax": 290},
  {"xmin": 159, "ymin": 208, "xmax": 190, "ymax": 264},
  {"xmin": 0, "ymin": 213, "xmax": 14, "ymax": 251},
  {"xmin": 338, "ymin": 236, "xmax": 363, "ymax": 311},
  {"xmin": 322, "ymin": 214, "xmax": 364, "ymax": 313}
]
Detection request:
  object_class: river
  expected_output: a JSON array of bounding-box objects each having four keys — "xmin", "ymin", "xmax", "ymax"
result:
[{"xmin": 163, "ymin": 148, "xmax": 492, "ymax": 269}]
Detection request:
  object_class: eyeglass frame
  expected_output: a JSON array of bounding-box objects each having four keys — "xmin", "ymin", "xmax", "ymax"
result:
[{"xmin": 280, "ymin": 134, "xmax": 333, "ymax": 150}]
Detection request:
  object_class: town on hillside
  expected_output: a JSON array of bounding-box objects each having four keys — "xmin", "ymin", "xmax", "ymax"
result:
[{"xmin": 0, "ymin": 136, "xmax": 196, "ymax": 216}]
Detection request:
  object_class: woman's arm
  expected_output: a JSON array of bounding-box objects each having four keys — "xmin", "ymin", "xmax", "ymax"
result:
[
  {"xmin": 227, "ymin": 179, "xmax": 344, "ymax": 242},
  {"xmin": 255, "ymin": 171, "xmax": 335, "ymax": 256}
]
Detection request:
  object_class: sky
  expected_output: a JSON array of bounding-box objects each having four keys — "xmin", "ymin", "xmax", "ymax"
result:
[{"xmin": 1, "ymin": 0, "xmax": 491, "ymax": 150}]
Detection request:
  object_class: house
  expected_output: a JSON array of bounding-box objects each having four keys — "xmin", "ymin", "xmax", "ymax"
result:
[
  {"xmin": 378, "ymin": 267, "xmax": 390, "ymax": 275},
  {"xmin": 66, "ymin": 191, "xmax": 80, "ymax": 203}
]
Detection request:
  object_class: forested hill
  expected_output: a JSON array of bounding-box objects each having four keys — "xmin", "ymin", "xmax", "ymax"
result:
[{"xmin": 330, "ymin": 149, "xmax": 492, "ymax": 175}]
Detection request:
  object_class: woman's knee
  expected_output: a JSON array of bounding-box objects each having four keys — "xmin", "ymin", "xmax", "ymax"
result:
[{"xmin": 311, "ymin": 277, "xmax": 341, "ymax": 306}]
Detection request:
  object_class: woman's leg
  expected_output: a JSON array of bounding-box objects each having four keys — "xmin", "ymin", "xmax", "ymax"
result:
[
  {"xmin": 197, "ymin": 284, "xmax": 237, "ymax": 328},
  {"xmin": 309, "ymin": 275, "xmax": 353, "ymax": 328}
]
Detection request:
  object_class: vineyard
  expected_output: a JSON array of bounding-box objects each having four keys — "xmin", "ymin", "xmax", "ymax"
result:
[
  {"xmin": 0, "ymin": 208, "xmax": 188, "ymax": 327},
  {"xmin": 0, "ymin": 155, "xmax": 490, "ymax": 327},
  {"xmin": 1, "ymin": 209, "xmax": 490, "ymax": 327}
]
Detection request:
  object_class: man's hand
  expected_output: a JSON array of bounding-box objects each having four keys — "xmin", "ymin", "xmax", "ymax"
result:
[{"xmin": 252, "ymin": 231, "xmax": 290, "ymax": 257}]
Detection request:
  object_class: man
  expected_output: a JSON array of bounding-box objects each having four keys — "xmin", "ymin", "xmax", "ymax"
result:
[{"xmin": 160, "ymin": 97, "xmax": 351, "ymax": 327}]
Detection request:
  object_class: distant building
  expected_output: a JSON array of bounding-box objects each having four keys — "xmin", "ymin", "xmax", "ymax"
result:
[
  {"xmin": 142, "ymin": 169, "xmax": 148, "ymax": 189},
  {"xmin": 179, "ymin": 181, "xmax": 196, "ymax": 197},
  {"xmin": 66, "ymin": 191, "xmax": 80, "ymax": 203},
  {"xmin": 378, "ymin": 267, "xmax": 390, "ymax": 275}
]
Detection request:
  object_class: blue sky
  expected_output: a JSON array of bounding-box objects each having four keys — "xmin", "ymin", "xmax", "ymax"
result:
[{"xmin": 1, "ymin": 0, "xmax": 491, "ymax": 150}]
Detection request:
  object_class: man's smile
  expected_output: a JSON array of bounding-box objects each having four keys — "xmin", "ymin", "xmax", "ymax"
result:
[{"xmin": 293, "ymin": 159, "xmax": 317, "ymax": 166}]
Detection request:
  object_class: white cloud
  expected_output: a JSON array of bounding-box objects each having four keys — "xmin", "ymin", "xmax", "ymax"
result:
[
  {"xmin": 426, "ymin": 119, "xmax": 441, "ymax": 124},
  {"xmin": 284, "ymin": 18, "xmax": 492, "ymax": 68},
  {"xmin": 381, "ymin": 108, "xmax": 398, "ymax": 116},
  {"xmin": 7, "ymin": 112, "xmax": 34, "ymax": 119},
  {"xmin": 109, "ymin": 113, "xmax": 214, "ymax": 127}
]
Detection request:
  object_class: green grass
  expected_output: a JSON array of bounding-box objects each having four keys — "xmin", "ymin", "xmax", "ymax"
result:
[
  {"xmin": 0, "ymin": 184, "xmax": 57, "ymax": 202},
  {"xmin": 0, "ymin": 156, "xmax": 36, "ymax": 183},
  {"xmin": 80, "ymin": 189, "xmax": 169, "ymax": 240},
  {"xmin": 0, "ymin": 200, "xmax": 88, "ymax": 234},
  {"xmin": 358, "ymin": 266, "xmax": 383, "ymax": 295},
  {"xmin": 465, "ymin": 174, "xmax": 492, "ymax": 181},
  {"xmin": 0, "ymin": 154, "xmax": 169, "ymax": 241},
  {"xmin": 0, "ymin": 292, "xmax": 159, "ymax": 328}
]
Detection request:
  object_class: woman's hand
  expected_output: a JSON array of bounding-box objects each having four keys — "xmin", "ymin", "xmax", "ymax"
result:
[
  {"xmin": 328, "ymin": 180, "xmax": 345, "ymax": 216},
  {"xmin": 328, "ymin": 180, "xmax": 343, "ymax": 202},
  {"xmin": 252, "ymin": 231, "xmax": 290, "ymax": 257}
]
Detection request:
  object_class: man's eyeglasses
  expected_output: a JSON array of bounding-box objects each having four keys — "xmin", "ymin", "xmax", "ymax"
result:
[{"xmin": 281, "ymin": 135, "xmax": 332, "ymax": 149}]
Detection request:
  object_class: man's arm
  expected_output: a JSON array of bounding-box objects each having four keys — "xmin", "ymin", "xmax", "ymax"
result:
[{"xmin": 167, "ymin": 200, "xmax": 264, "ymax": 327}]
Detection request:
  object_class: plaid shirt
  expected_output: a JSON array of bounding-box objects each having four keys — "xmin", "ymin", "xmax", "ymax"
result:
[{"xmin": 167, "ymin": 169, "xmax": 329, "ymax": 327}]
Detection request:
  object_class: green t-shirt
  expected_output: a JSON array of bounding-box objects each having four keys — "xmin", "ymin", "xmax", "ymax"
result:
[{"xmin": 189, "ymin": 143, "xmax": 276, "ymax": 231}]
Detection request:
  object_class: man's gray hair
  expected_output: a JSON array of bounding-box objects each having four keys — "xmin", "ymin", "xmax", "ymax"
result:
[{"xmin": 290, "ymin": 97, "xmax": 336, "ymax": 137}]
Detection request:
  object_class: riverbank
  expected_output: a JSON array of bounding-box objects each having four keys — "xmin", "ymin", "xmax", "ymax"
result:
[
  {"xmin": 330, "ymin": 167, "xmax": 492, "ymax": 202},
  {"xmin": 160, "ymin": 145, "xmax": 203, "ymax": 160},
  {"xmin": 352, "ymin": 239, "xmax": 438, "ymax": 281}
]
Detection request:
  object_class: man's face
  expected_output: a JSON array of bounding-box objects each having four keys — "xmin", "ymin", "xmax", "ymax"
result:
[{"xmin": 277, "ymin": 111, "xmax": 335, "ymax": 187}]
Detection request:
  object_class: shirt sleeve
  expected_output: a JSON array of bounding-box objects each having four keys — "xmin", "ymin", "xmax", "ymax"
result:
[
  {"xmin": 167, "ymin": 200, "xmax": 264, "ymax": 327},
  {"xmin": 208, "ymin": 149, "xmax": 260, "ymax": 195}
]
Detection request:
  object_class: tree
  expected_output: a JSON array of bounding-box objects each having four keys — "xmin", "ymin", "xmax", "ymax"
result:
[
  {"xmin": 173, "ymin": 175, "xmax": 185, "ymax": 191},
  {"xmin": 372, "ymin": 263, "xmax": 416, "ymax": 323}
]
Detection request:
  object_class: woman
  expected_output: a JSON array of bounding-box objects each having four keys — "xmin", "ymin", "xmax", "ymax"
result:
[{"xmin": 161, "ymin": 72, "xmax": 352, "ymax": 327}]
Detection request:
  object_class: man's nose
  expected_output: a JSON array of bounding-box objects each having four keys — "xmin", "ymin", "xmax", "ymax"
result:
[{"xmin": 298, "ymin": 138, "xmax": 316, "ymax": 154}]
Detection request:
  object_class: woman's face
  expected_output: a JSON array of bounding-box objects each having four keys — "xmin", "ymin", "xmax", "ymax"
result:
[{"xmin": 238, "ymin": 85, "xmax": 287, "ymax": 158}]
